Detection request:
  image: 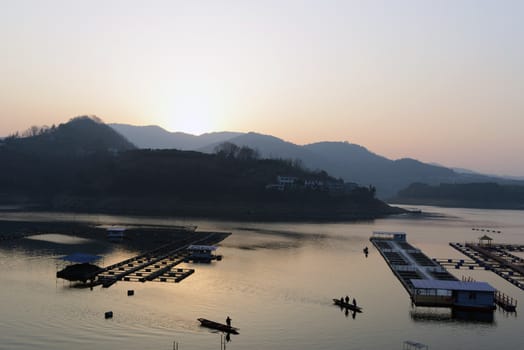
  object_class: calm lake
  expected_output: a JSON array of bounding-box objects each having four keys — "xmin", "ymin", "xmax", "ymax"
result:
[{"xmin": 1, "ymin": 206, "xmax": 523, "ymax": 350}]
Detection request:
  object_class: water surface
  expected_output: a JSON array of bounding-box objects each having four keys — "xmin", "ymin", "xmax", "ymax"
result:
[{"xmin": 0, "ymin": 206, "xmax": 523, "ymax": 350}]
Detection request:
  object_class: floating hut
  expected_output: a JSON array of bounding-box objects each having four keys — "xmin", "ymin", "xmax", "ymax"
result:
[
  {"xmin": 478, "ymin": 234, "xmax": 493, "ymax": 247},
  {"xmin": 186, "ymin": 245, "xmax": 221, "ymax": 262},
  {"xmin": 107, "ymin": 227, "xmax": 125, "ymax": 242},
  {"xmin": 56, "ymin": 253, "xmax": 103, "ymax": 283},
  {"xmin": 411, "ymin": 279, "xmax": 496, "ymax": 311}
]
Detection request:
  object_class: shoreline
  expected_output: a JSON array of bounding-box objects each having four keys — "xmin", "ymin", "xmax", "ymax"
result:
[{"xmin": 0, "ymin": 196, "xmax": 408, "ymax": 223}]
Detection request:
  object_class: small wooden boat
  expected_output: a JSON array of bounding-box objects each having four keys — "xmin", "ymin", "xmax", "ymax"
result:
[
  {"xmin": 333, "ymin": 299, "xmax": 363, "ymax": 312},
  {"xmin": 197, "ymin": 318, "xmax": 239, "ymax": 334}
]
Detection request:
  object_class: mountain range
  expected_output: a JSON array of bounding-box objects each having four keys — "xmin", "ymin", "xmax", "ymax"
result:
[
  {"xmin": 0, "ymin": 117, "xmax": 400, "ymax": 220},
  {"xmin": 110, "ymin": 123, "xmax": 524, "ymax": 199}
]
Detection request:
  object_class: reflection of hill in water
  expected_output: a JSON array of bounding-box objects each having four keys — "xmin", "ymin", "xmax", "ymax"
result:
[
  {"xmin": 26, "ymin": 234, "xmax": 93, "ymax": 245},
  {"xmin": 2, "ymin": 234, "xmax": 113, "ymax": 257},
  {"xmin": 0, "ymin": 220, "xmax": 197, "ymax": 258}
]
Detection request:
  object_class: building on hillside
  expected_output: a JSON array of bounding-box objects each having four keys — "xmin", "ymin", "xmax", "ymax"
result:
[
  {"xmin": 277, "ymin": 176, "xmax": 298, "ymax": 186},
  {"xmin": 304, "ymin": 179, "xmax": 324, "ymax": 190},
  {"xmin": 266, "ymin": 175, "xmax": 360, "ymax": 194},
  {"xmin": 325, "ymin": 179, "xmax": 345, "ymax": 194}
]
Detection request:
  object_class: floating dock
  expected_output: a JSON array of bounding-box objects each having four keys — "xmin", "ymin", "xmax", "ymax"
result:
[
  {"xmin": 450, "ymin": 242, "xmax": 524, "ymax": 291},
  {"xmin": 371, "ymin": 232, "xmax": 496, "ymax": 311},
  {"xmin": 95, "ymin": 231, "xmax": 229, "ymax": 288}
]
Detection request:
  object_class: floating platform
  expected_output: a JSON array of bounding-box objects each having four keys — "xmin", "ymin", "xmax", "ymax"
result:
[
  {"xmin": 450, "ymin": 242, "xmax": 524, "ymax": 291},
  {"xmin": 95, "ymin": 231, "xmax": 229, "ymax": 288},
  {"xmin": 371, "ymin": 232, "xmax": 497, "ymax": 311}
]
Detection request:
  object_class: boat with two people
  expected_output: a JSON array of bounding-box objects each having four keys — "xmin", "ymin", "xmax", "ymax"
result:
[{"xmin": 333, "ymin": 298, "xmax": 363, "ymax": 313}]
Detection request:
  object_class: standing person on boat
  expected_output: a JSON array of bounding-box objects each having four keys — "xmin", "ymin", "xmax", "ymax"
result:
[
  {"xmin": 352, "ymin": 298, "xmax": 357, "ymax": 307},
  {"xmin": 345, "ymin": 295, "xmax": 349, "ymax": 304},
  {"xmin": 226, "ymin": 316, "xmax": 231, "ymax": 327},
  {"xmin": 340, "ymin": 297, "xmax": 344, "ymax": 305}
]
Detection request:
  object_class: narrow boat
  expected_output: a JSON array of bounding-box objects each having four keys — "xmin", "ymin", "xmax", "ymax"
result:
[
  {"xmin": 333, "ymin": 299, "xmax": 363, "ymax": 312},
  {"xmin": 197, "ymin": 318, "xmax": 239, "ymax": 334}
]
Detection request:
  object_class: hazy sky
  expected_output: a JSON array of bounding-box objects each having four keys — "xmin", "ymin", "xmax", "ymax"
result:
[{"xmin": 1, "ymin": 0, "xmax": 523, "ymax": 176}]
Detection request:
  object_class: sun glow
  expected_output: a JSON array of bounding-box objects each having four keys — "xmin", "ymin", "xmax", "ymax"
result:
[
  {"xmin": 157, "ymin": 78, "xmax": 231, "ymax": 135},
  {"xmin": 160, "ymin": 95, "xmax": 210, "ymax": 135}
]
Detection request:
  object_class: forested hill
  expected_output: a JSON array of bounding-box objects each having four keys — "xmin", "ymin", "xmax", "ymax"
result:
[
  {"xmin": 0, "ymin": 117, "xmax": 403, "ymax": 220},
  {"xmin": 2, "ymin": 116, "xmax": 135, "ymax": 156},
  {"xmin": 112, "ymin": 123, "xmax": 524, "ymax": 199},
  {"xmin": 391, "ymin": 182, "xmax": 524, "ymax": 209}
]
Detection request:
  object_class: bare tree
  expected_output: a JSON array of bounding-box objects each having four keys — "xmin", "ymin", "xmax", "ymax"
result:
[
  {"xmin": 237, "ymin": 146, "xmax": 260, "ymax": 161},
  {"xmin": 22, "ymin": 126, "xmax": 41, "ymax": 137},
  {"xmin": 214, "ymin": 142, "xmax": 240, "ymax": 158}
]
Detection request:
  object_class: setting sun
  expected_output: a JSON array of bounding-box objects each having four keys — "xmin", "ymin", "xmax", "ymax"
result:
[{"xmin": 158, "ymin": 91, "xmax": 219, "ymax": 135}]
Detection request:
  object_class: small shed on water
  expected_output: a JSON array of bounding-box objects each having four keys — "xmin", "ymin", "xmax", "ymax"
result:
[
  {"xmin": 56, "ymin": 253, "xmax": 103, "ymax": 283},
  {"xmin": 372, "ymin": 231, "xmax": 407, "ymax": 242},
  {"xmin": 411, "ymin": 279, "xmax": 496, "ymax": 311},
  {"xmin": 478, "ymin": 234, "xmax": 493, "ymax": 246},
  {"xmin": 107, "ymin": 227, "xmax": 126, "ymax": 242},
  {"xmin": 186, "ymin": 245, "xmax": 220, "ymax": 262}
]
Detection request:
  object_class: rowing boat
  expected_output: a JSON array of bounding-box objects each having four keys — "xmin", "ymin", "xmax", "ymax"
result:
[
  {"xmin": 333, "ymin": 299, "xmax": 363, "ymax": 312},
  {"xmin": 197, "ymin": 318, "xmax": 239, "ymax": 334}
]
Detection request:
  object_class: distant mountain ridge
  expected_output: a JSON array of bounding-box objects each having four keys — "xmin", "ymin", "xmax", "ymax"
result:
[
  {"xmin": 0, "ymin": 118, "xmax": 402, "ymax": 220},
  {"xmin": 110, "ymin": 123, "xmax": 524, "ymax": 199},
  {"xmin": 391, "ymin": 182, "xmax": 524, "ymax": 209},
  {"xmin": 110, "ymin": 123, "xmax": 242, "ymax": 150}
]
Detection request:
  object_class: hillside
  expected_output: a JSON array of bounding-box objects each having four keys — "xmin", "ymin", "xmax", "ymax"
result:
[
  {"xmin": 111, "ymin": 124, "xmax": 523, "ymax": 199},
  {"xmin": 0, "ymin": 118, "xmax": 403, "ymax": 220},
  {"xmin": 391, "ymin": 182, "xmax": 524, "ymax": 209},
  {"xmin": 4, "ymin": 116, "xmax": 136, "ymax": 156}
]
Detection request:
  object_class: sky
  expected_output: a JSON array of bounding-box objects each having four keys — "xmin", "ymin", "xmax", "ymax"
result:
[{"xmin": 1, "ymin": 0, "xmax": 523, "ymax": 176}]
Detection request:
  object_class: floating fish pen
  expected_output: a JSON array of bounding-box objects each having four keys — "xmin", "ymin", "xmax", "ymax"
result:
[
  {"xmin": 371, "ymin": 232, "xmax": 496, "ymax": 311},
  {"xmin": 450, "ymin": 242, "xmax": 524, "ymax": 291},
  {"xmin": 95, "ymin": 231, "xmax": 229, "ymax": 288}
]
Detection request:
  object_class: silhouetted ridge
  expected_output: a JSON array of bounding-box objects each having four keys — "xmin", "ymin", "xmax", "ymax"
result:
[
  {"xmin": 109, "ymin": 123, "xmax": 524, "ymax": 199},
  {"xmin": 0, "ymin": 118, "xmax": 403, "ymax": 219},
  {"xmin": 4, "ymin": 116, "xmax": 135, "ymax": 156},
  {"xmin": 110, "ymin": 123, "xmax": 242, "ymax": 150}
]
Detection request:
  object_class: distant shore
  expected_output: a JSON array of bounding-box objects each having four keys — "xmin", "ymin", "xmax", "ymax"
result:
[{"xmin": 0, "ymin": 195, "xmax": 408, "ymax": 222}]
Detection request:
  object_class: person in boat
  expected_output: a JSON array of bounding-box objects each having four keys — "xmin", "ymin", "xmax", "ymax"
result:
[
  {"xmin": 345, "ymin": 295, "xmax": 349, "ymax": 304},
  {"xmin": 226, "ymin": 316, "xmax": 231, "ymax": 327},
  {"xmin": 340, "ymin": 297, "xmax": 344, "ymax": 304},
  {"xmin": 352, "ymin": 298, "xmax": 357, "ymax": 307}
]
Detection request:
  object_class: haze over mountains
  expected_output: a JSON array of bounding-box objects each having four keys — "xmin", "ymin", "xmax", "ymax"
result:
[{"xmin": 111, "ymin": 123, "xmax": 524, "ymax": 199}]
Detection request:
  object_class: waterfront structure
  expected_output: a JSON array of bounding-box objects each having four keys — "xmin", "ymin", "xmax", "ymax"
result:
[
  {"xmin": 370, "ymin": 231, "xmax": 496, "ymax": 311},
  {"xmin": 96, "ymin": 231, "xmax": 230, "ymax": 287},
  {"xmin": 411, "ymin": 279, "xmax": 495, "ymax": 310},
  {"xmin": 186, "ymin": 244, "xmax": 221, "ymax": 262},
  {"xmin": 107, "ymin": 226, "xmax": 125, "ymax": 242}
]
